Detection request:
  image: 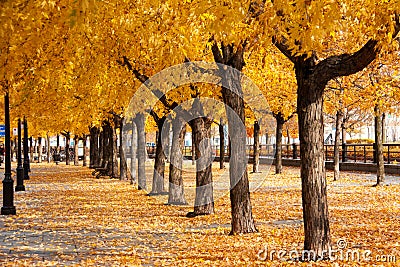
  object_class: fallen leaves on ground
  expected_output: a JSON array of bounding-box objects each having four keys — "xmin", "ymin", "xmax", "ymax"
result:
[{"xmin": 0, "ymin": 162, "xmax": 399, "ymax": 266}]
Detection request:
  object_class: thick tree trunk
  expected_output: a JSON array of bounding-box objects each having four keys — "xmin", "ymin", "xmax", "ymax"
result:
[
  {"xmin": 297, "ymin": 65, "xmax": 330, "ymax": 256},
  {"xmin": 47, "ymin": 134, "xmax": 51, "ymax": 163},
  {"xmin": 219, "ymin": 119, "xmax": 225, "ymax": 169},
  {"xmin": 149, "ymin": 117, "xmax": 168, "ymax": 195},
  {"xmin": 253, "ymin": 121, "xmax": 260, "ymax": 173},
  {"xmin": 168, "ymin": 117, "xmax": 187, "ymax": 205},
  {"xmin": 130, "ymin": 122, "xmax": 137, "ymax": 185},
  {"xmin": 275, "ymin": 115, "xmax": 284, "ymax": 174},
  {"xmin": 135, "ymin": 113, "xmax": 146, "ymax": 190},
  {"xmin": 83, "ymin": 136, "xmax": 88, "ymax": 167},
  {"xmin": 187, "ymin": 108, "xmax": 214, "ymax": 217},
  {"xmin": 375, "ymin": 105, "xmax": 385, "ymax": 185},
  {"xmin": 74, "ymin": 135, "xmax": 79, "ymax": 166},
  {"xmin": 90, "ymin": 127, "xmax": 99, "ymax": 168},
  {"xmin": 38, "ymin": 137, "xmax": 42, "ymax": 163},
  {"xmin": 333, "ymin": 110, "xmax": 343, "ymax": 181},
  {"xmin": 65, "ymin": 134, "xmax": 70, "ymax": 165},
  {"xmin": 212, "ymin": 44, "xmax": 257, "ymax": 234}
]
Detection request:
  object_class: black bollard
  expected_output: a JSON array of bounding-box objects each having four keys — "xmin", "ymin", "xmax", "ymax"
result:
[{"xmin": 1, "ymin": 92, "xmax": 16, "ymax": 215}]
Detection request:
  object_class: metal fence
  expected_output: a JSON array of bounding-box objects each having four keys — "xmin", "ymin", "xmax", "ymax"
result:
[{"xmin": 167, "ymin": 143, "xmax": 400, "ymax": 165}]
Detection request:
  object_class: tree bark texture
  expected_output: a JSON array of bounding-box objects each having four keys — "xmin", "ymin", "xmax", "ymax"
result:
[
  {"xmin": 296, "ymin": 57, "xmax": 330, "ymax": 256},
  {"xmin": 253, "ymin": 121, "xmax": 260, "ymax": 173},
  {"xmin": 102, "ymin": 121, "xmax": 113, "ymax": 176},
  {"xmin": 47, "ymin": 134, "xmax": 51, "ymax": 163},
  {"xmin": 74, "ymin": 135, "xmax": 79, "ymax": 166},
  {"xmin": 150, "ymin": 117, "xmax": 168, "ymax": 195},
  {"xmin": 135, "ymin": 113, "xmax": 146, "ymax": 190},
  {"xmin": 29, "ymin": 137, "xmax": 34, "ymax": 163},
  {"xmin": 333, "ymin": 110, "xmax": 343, "ymax": 181},
  {"xmin": 90, "ymin": 126, "xmax": 99, "ymax": 168},
  {"xmin": 111, "ymin": 123, "xmax": 118, "ymax": 178},
  {"xmin": 374, "ymin": 105, "xmax": 385, "ymax": 185},
  {"xmin": 168, "ymin": 117, "xmax": 187, "ymax": 205},
  {"xmin": 274, "ymin": 114, "xmax": 285, "ymax": 174},
  {"xmin": 65, "ymin": 134, "xmax": 70, "ymax": 165},
  {"xmin": 130, "ymin": 122, "xmax": 138, "ymax": 185},
  {"xmin": 38, "ymin": 136, "xmax": 42, "ymax": 163},
  {"xmin": 83, "ymin": 136, "xmax": 88, "ymax": 167},
  {"xmin": 212, "ymin": 42, "xmax": 257, "ymax": 234},
  {"xmin": 119, "ymin": 117, "xmax": 129, "ymax": 181},
  {"xmin": 188, "ymin": 113, "xmax": 214, "ymax": 216},
  {"xmin": 219, "ymin": 119, "xmax": 225, "ymax": 169}
]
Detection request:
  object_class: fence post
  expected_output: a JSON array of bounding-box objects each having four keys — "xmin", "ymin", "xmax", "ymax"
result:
[
  {"xmin": 342, "ymin": 143, "xmax": 347, "ymax": 162},
  {"xmin": 292, "ymin": 143, "xmax": 298, "ymax": 159}
]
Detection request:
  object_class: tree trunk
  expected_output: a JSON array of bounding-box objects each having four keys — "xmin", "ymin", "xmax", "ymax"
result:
[
  {"xmin": 47, "ymin": 134, "xmax": 51, "ymax": 163},
  {"xmin": 111, "ymin": 123, "xmax": 118, "ymax": 178},
  {"xmin": 296, "ymin": 65, "xmax": 330, "ymax": 256},
  {"xmin": 38, "ymin": 136, "xmax": 42, "ymax": 163},
  {"xmin": 382, "ymin": 112, "xmax": 386, "ymax": 143},
  {"xmin": 98, "ymin": 130, "xmax": 103, "ymax": 167},
  {"xmin": 119, "ymin": 117, "xmax": 128, "ymax": 180},
  {"xmin": 168, "ymin": 117, "xmax": 187, "ymax": 205},
  {"xmin": 212, "ymin": 44, "xmax": 257, "ymax": 234},
  {"xmin": 219, "ymin": 118, "xmax": 225, "ymax": 169},
  {"xmin": 187, "ymin": 106, "xmax": 214, "ymax": 217},
  {"xmin": 275, "ymin": 115, "xmax": 284, "ymax": 174},
  {"xmin": 253, "ymin": 121, "xmax": 260, "ymax": 173},
  {"xmin": 135, "ymin": 113, "xmax": 146, "ymax": 190},
  {"xmin": 149, "ymin": 117, "xmax": 168, "ymax": 195},
  {"xmin": 74, "ymin": 135, "xmax": 79, "ymax": 166},
  {"xmin": 102, "ymin": 121, "xmax": 113, "ymax": 176},
  {"xmin": 191, "ymin": 131, "xmax": 195, "ymax": 165},
  {"xmin": 56, "ymin": 134, "xmax": 60, "ymax": 153},
  {"xmin": 130, "ymin": 121, "xmax": 137, "ymax": 185},
  {"xmin": 90, "ymin": 126, "xmax": 99, "ymax": 168},
  {"xmin": 29, "ymin": 137, "xmax": 34, "ymax": 163},
  {"xmin": 11, "ymin": 138, "xmax": 15, "ymax": 162},
  {"xmin": 375, "ymin": 105, "xmax": 385, "ymax": 186},
  {"xmin": 333, "ymin": 110, "xmax": 343, "ymax": 181},
  {"xmin": 83, "ymin": 136, "xmax": 88, "ymax": 167},
  {"xmin": 65, "ymin": 133, "xmax": 70, "ymax": 165}
]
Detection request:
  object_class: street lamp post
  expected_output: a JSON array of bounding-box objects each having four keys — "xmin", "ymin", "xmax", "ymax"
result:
[
  {"xmin": 23, "ymin": 117, "xmax": 30, "ymax": 180},
  {"xmin": 1, "ymin": 92, "xmax": 16, "ymax": 215},
  {"xmin": 15, "ymin": 118, "xmax": 25, "ymax": 191}
]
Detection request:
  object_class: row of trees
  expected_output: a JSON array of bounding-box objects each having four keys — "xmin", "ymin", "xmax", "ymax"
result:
[{"xmin": 1, "ymin": 0, "xmax": 399, "ymax": 259}]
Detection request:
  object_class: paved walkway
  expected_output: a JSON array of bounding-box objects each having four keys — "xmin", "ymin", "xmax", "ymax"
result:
[{"xmin": 0, "ymin": 163, "xmax": 399, "ymax": 266}]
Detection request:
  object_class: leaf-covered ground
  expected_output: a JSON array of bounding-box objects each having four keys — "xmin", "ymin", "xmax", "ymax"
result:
[{"xmin": 0, "ymin": 162, "xmax": 399, "ymax": 266}]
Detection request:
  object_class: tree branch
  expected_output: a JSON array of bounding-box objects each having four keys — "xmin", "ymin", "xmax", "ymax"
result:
[
  {"xmin": 316, "ymin": 14, "xmax": 400, "ymax": 82},
  {"xmin": 272, "ymin": 36, "xmax": 296, "ymax": 63}
]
